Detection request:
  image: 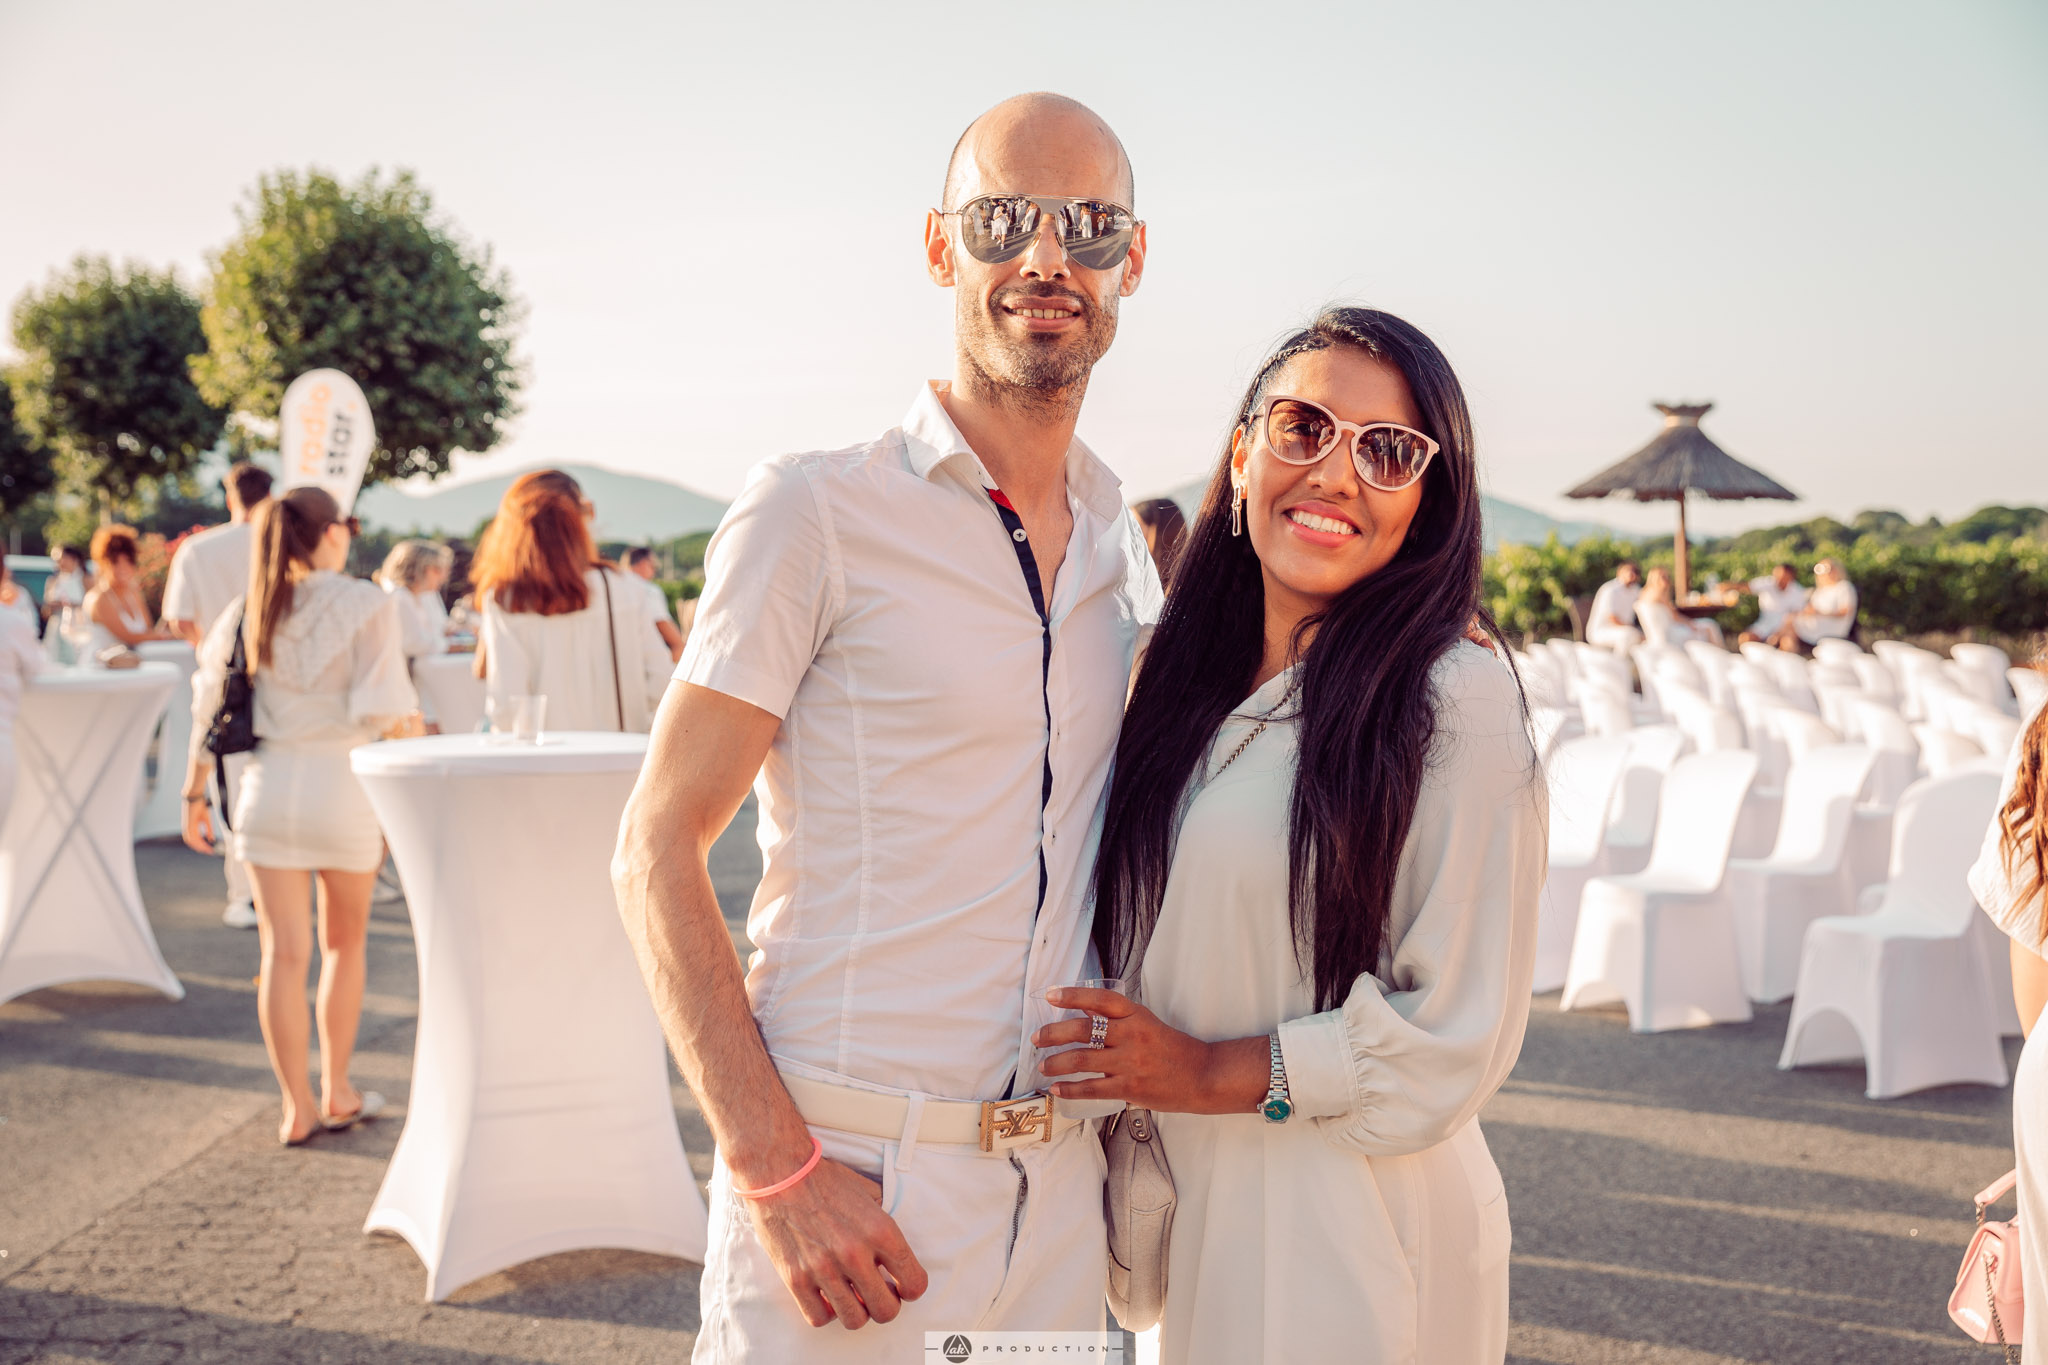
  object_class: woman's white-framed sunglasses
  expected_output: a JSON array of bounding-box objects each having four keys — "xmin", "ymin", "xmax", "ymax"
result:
[{"xmin": 1251, "ymin": 395, "xmax": 1439, "ymax": 492}]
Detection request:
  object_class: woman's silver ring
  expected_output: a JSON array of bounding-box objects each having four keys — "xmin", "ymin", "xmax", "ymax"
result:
[{"xmin": 1088, "ymin": 1014, "xmax": 1110, "ymax": 1049}]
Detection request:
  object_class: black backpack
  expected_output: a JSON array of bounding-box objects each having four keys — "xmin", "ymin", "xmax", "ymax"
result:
[{"xmin": 203, "ymin": 608, "xmax": 260, "ymax": 829}]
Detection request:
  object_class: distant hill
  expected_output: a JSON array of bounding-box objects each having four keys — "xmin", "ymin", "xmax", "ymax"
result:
[
  {"xmin": 1155, "ymin": 480, "xmax": 1614, "ymax": 551},
  {"xmin": 356, "ymin": 464, "xmax": 731, "ymax": 542}
]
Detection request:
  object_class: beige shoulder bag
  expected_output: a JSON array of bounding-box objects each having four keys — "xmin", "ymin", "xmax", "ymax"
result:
[{"xmin": 1102, "ymin": 1103, "xmax": 1175, "ymax": 1330}]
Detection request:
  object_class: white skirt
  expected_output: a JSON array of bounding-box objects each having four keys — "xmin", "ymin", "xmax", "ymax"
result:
[{"xmin": 231, "ymin": 744, "xmax": 384, "ymax": 873}]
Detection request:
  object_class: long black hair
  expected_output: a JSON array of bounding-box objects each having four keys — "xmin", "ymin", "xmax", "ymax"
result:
[{"xmin": 1092, "ymin": 306, "xmax": 1499, "ymax": 1010}]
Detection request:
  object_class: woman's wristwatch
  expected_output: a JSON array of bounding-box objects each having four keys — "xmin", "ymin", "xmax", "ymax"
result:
[{"xmin": 1260, "ymin": 1034, "xmax": 1293, "ymax": 1123}]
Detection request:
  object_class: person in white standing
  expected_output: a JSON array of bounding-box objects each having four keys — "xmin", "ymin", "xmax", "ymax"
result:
[
  {"xmin": 180, "ymin": 487, "xmax": 420, "ymax": 1146},
  {"xmin": 612, "ymin": 93, "xmax": 1156, "ymax": 1361},
  {"xmin": 375, "ymin": 540, "xmax": 454, "ymax": 664},
  {"xmin": 1737, "ymin": 561, "xmax": 1807, "ymax": 645},
  {"xmin": 1970, "ymin": 692, "xmax": 2048, "ymax": 1358},
  {"xmin": 0, "ymin": 584, "xmax": 45, "ymax": 829},
  {"xmin": 164, "ymin": 461, "xmax": 274, "ymax": 928},
  {"xmin": 1038, "ymin": 309, "xmax": 1544, "ymax": 1364},
  {"xmin": 43, "ymin": 544, "xmax": 87, "ymax": 621},
  {"xmin": 473, "ymin": 470, "xmax": 667, "ymax": 733},
  {"xmin": 622, "ymin": 546, "xmax": 685, "ymax": 663},
  {"xmin": 1586, "ymin": 561, "xmax": 1642, "ymax": 652}
]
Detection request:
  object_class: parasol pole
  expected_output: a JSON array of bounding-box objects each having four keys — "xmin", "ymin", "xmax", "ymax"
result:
[{"xmin": 1673, "ymin": 492, "xmax": 1691, "ymax": 597}]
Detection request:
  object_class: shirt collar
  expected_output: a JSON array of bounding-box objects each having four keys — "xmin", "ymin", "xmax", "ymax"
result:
[{"xmin": 900, "ymin": 380, "xmax": 1125, "ymax": 523}]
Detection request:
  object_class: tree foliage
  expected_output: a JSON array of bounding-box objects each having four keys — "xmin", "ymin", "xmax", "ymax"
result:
[
  {"xmin": 0, "ymin": 376, "xmax": 55, "ymax": 518},
  {"xmin": 193, "ymin": 168, "xmax": 523, "ymax": 487},
  {"xmin": 6, "ymin": 256, "xmax": 225, "ymax": 509}
]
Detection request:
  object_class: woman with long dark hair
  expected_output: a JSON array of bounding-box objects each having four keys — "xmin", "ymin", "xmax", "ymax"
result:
[
  {"xmin": 180, "ymin": 486, "xmax": 419, "ymax": 1145},
  {"xmin": 1034, "ymin": 308, "xmax": 1545, "ymax": 1362}
]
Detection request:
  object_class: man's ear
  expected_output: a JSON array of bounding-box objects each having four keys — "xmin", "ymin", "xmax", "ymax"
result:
[
  {"xmin": 925, "ymin": 210, "xmax": 956, "ymax": 287},
  {"xmin": 1117, "ymin": 221, "xmax": 1148, "ymax": 299}
]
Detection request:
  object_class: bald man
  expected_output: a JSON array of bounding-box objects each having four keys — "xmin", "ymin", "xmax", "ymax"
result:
[{"xmin": 614, "ymin": 93, "xmax": 1157, "ymax": 1359}]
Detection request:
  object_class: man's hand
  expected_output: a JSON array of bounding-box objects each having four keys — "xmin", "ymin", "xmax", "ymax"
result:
[{"xmin": 745, "ymin": 1156, "xmax": 929, "ymax": 1329}]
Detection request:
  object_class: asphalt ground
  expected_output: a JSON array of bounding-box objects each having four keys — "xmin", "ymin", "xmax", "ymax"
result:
[{"xmin": 0, "ymin": 803, "xmax": 2023, "ymax": 1364}]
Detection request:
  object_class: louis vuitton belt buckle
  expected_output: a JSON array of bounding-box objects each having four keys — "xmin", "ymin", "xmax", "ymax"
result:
[{"xmin": 979, "ymin": 1091, "xmax": 1056, "ymax": 1152}]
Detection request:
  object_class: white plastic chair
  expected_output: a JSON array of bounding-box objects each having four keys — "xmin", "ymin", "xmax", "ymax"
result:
[
  {"xmin": 1527, "ymin": 704, "xmax": 1577, "ymax": 762},
  {"xmin": 2009, "ymin": 667, "xmax": 2048, "ymax": 721},
  {"xmin": 1664, "ymin": 684, "xmax": 1744, "ymax": 754},
  {"xmin": 1945, "ymin": 659, "xmax": 2016, "ymax": 716},
  {"xmin": 1602, "ymin": 725, "xmax": 1689, "ymax": 876},
  {"xmin": 1952, "ymin": 642, "xmax": 2012, "ymax": 682},
  {"xmin": 1761, "ymin": 650, "xmax": 1819, "ymax": 713},
  {"xmin": 1778, "ymin": 766, "xmax": 2009, "ymax": 1098},
  {"xmin": 1717, "ymin": 745, "xmax": 1880, "ymax": 1003},
  {"xmin": 1812, "ymin": 640, "xmax": 1866, "ymax": 668},
  {"xmin": 1561, "ymin": 750, "xmax": 1761, "ymax": 1031},
  {"xmin": 1951, "ymin": 700, "xmax": 2021, "ymax": 758},
  {"xmin": 1913, "ymin": 725, "xmax": 1985, "ymax": 776},
  {"xmin": 1850, "ymin": 655, "xmax": 1898, "ymax": 703},
  {"xmin": 1685, "ymin": 640, "xmax": 1736, "ymax": 709},
  {"xmin": 1847, "ymin": 699, "xmax": 1921, "ymax": 892},
  {"xmin": 1579, "ymin": 684, "xmax": 1636, "ymax": 737},
  {"xmin": 1533, "ymin": 735, "xmax": 1634, "ymax": 993}
]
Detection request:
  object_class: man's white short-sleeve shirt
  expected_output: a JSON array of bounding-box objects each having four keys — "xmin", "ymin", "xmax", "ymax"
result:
[
  {"xmin": 677, "ymin": 381, "xmax": 1162, "ymax": 1100},
  {"xmin": 1749, "ymin": 575, "xmax": 1809, "ymax": 636},
  {"xmin": 162, "ymin": 522, "xmax": 252, "ymax": 636}
]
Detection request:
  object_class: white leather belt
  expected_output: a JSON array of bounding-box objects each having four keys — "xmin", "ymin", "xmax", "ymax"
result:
[{"xmin": 778, "ymin": 1070, "xmax": 1079, "ymax": 1153}]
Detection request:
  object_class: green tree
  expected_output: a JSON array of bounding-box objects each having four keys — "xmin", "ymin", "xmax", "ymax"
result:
[
  {"xmin": 6, "ymin": 256, "xmax": 225, "ymax": 512},
  {"xmin": 193, "ymin": 168, "xmax": 524, "ymax": 487},
  {"xmin": 0, "ymin": 376, "xmax": 55, "ymax": 518}
]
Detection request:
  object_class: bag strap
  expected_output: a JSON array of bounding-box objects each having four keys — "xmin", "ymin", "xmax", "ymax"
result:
[
  {"xmin": 598, "ymin": 568, "xmax": 624, "ymax": 730},
  {"xmin": 1976, "ymin": 1170, "xmax": 2020, "ymax": 1212}
]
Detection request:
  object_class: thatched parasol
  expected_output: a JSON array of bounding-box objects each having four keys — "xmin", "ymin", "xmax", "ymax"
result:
[{"xmin": 1565, "ymin": 401, "xmax": 1796, "ymax": 594}]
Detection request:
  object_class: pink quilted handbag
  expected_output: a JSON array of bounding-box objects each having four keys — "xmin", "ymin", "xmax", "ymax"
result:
[{"xmin": 1950, "ymin": 1169, "xmax": 2023, "ymax": 1363}]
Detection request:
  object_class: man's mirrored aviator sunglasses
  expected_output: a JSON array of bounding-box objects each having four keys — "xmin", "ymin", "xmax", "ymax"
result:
[{"xmin": 939, "ymin": 194, "xmax": 1140, "ymax": 271}]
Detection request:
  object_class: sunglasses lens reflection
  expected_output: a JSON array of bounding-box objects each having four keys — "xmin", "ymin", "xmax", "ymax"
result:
[
  {"xmin": 1359, "ymin": 428, "xmax": 1433, "ymax": 490},
  {"xmin": 1264, "ymin": 400, "xmax": 1337, "ymax": 464},
  {"xmin": 960, "ymin": 197, "xmax": 1038, "ymax": 264}
]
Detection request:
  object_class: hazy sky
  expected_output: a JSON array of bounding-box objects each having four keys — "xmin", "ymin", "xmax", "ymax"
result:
[{"xmin": 3, "ymin": 0, "xmax": 2043, "ymax": 536}]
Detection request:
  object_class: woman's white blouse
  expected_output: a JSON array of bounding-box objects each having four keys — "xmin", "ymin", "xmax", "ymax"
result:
[
  {"xmin": 384, "ymin": 581, "xmax": 448, "ymax": 661},
  {"xmin": 188, "ymin": 572, "xmax": 417, "ymax": 763},
  {"xmin": 1972, "ymin": 733, "xmax": 2041, "ymax": 950},
  {"xmin": 1143, "ymin": 643, "xmax": 1548, "ymax": 1152},
  {"xmin": 481, "ymin": 567, "xmax": 668, "ymax": 733}
]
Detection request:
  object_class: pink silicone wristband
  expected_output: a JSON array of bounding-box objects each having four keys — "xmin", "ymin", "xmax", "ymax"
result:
[{"xmin": 734, "ymin": 1135, "xmax": 823, "ymax": 1200}]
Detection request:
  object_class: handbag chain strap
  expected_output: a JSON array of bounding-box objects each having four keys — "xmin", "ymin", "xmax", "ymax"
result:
[
  {"xmin": 1205, "ymin": 679, "xmax": 1300, "ymax": 786},
  {"xmin": 1983, "ymin": 1249, "xmax": 2018, "ymax": 1365}
]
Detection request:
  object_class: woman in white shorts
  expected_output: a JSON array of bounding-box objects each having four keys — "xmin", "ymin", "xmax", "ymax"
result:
[{"xmin": 181, "ymin": 487, "xmax": 419, "ymax": 1146}]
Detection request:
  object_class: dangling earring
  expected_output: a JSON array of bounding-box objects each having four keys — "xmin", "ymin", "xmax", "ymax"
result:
[{"xmin": 1230, "ymin": 484, "xmax": 1245, "ymax": 537}]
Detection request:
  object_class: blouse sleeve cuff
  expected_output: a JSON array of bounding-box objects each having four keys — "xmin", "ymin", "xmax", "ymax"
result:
[{"xmin": 1277, "ymin": 1010, "xmax": 1358, "ymax": 1121}]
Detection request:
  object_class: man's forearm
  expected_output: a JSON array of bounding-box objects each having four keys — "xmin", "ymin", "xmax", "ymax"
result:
[{"xmin": 614, "ymin": 836, "xmax": 815, "ymax": 1187}]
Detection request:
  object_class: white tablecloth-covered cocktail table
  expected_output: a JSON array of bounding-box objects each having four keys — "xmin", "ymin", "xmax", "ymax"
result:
[
  {"xmin": 133, "ymin": 640, "xmax": 197, "ymax": 838},
  {"xmin": 1, "ymin": 664, "xmax": 181, "ymax": 1004},
  {"xmin": 351, "ymin": 732, "xmax": 706, "ymax": 1301},
  {"xmin": 410, "ymin": 654, "xmax": 485, "ymax": 735}
]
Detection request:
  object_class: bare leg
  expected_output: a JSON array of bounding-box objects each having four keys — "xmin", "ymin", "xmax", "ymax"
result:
[
  {"xmin": 314, "ymin": 867, "xmax": 377, "ymax": 1120},
  {"xmin": 248, "ymin": 865, "xmax": 317, "ymax": 1144}
]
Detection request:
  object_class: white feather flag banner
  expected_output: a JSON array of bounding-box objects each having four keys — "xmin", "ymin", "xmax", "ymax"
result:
[{"xmin": 277, "ymin": 369, "xmax": 376, "ymax": 513}]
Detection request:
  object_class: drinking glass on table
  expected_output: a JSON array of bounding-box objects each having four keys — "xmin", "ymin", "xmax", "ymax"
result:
[
  {"xmin": 59, "ymin": 606, "xmax": 94, "ymax": 668},
  {"xmin": 512, "ymin": 693, "xmax": 546, "ymax": 744}
]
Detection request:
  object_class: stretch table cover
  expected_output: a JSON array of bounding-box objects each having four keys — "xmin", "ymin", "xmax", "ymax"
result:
[
  {"xmin": 133, "ymin": 640, "xmax": 197, "ymax": 838},
  {"xmin": 352, "ymin": 732, "xmax": 707, "ymax": 1300},
  {"xmin": 411, "ymin": 654, "xmax": 485, "ymax": 735},
  {"xmin": 0, "ymin": 664, "xmax": 181, "ymax": 1004}
]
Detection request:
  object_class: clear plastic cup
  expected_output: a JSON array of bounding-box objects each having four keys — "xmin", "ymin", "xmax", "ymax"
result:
[{"xmin": 512, "ymin": 694, "xmax": 546, "ymax": 744}]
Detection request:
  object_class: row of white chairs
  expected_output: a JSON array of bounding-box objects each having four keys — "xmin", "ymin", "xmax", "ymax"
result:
[{"xmin": 1516, "ymin": 632, "xmax": 2031, "ymax": 1099}]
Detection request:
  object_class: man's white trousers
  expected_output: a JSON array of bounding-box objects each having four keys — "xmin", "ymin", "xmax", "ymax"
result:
[{"xmin": 692, "ymin": 1115, "xmax": 1108, "ymax": 1363}]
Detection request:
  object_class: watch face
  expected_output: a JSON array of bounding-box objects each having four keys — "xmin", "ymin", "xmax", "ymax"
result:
[{"xmin": 1261, "ymin": 1097, "xmax": 1292, "ymax": 1123}]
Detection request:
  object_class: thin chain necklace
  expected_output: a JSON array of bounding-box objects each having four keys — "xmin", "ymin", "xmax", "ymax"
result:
[{"xmin": 1204, "ymin": 674, "xmax": 1301, "ymax": 785}]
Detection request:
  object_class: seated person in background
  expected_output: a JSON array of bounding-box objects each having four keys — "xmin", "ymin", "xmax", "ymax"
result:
[
  {"xmin": 375, "ymin": 540, "xmax": 455, "ymax": 662},
  {"xmin": 1634, "ymin": 565, "xmax": 1722, "ymax": 646},
  {"xmin": 1785, "ymin": 557, "xmax": 1857, "ymax": 653},
  {"xmin": 622, "ymin": 546, "xmax": 685, "ymax": 664},
  {"xmin": 83, "ymin": 526, "xmax": 171, "ymax": 654},
  {"xmin": 1129, "ymin": 496, "xmax": 1188, "ymax": 582},
  {"xmin": 1587, "ymin": 561, "xmax": 1643, "ymax": 652},
  {"xmin": 44, "ymin": 544, "xmax": 87, "ymax": 623},
  {"xmin": 1739, "ymin": 562, "xmax": 1808, "ymax": 645}
]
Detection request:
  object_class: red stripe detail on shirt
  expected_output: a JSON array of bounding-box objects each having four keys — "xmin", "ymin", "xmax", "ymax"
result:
[{"xmin": 987, "ymin": 489, "xmax": 1017, "ymax": 513}]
